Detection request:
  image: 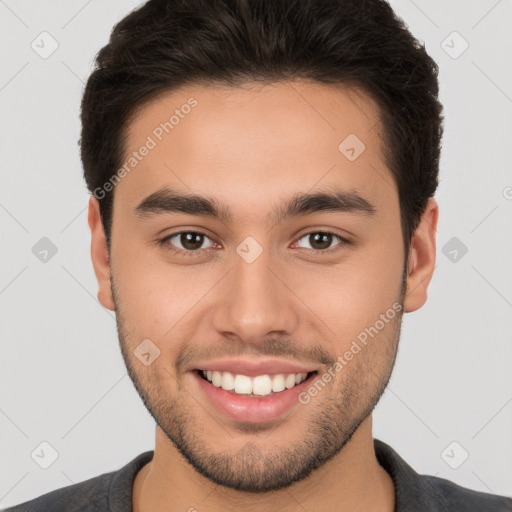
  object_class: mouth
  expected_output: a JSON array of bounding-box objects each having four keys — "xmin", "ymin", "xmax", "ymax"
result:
[
  {"xmin": 192, "ymin": 368, "xmax": 319, "ymax": 423},
  {"xmin": 196, "ymin": 369, "xmax": 318, "ymax": 397}
]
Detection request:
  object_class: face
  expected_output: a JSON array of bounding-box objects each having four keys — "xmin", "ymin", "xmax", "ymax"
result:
[{"xmin": 89, "ymin": 80, "xmax": 437, "ymax": 492}]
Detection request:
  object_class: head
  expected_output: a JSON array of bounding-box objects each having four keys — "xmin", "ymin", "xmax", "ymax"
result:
[{"xmin": 83, "ymin": 0, "xmax": 442, "ymax": 493}]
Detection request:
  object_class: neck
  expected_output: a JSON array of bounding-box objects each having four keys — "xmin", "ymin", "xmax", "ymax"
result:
[{"xmin": 133, "ymin": 416, "xmax": 395, "ymax": 512}]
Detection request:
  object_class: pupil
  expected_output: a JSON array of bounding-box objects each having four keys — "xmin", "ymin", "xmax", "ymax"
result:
[
  {"xmin": 182, "ymin": 232, "xmax": 203, "ymax": 250},
  {"xmin": 311, "ymin": 233, "xmax": 331, "ymax": 250}
]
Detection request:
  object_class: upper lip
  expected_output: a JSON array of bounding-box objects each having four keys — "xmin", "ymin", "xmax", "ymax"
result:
[{"xmin": 189, "ymin": 358, "xmax": 319, "ymax": 377}]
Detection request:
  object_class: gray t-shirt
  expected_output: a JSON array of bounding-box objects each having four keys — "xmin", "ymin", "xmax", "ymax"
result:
[{"xmin": 2, "ymin": 439, "xmax": 511, "ymax": 511}]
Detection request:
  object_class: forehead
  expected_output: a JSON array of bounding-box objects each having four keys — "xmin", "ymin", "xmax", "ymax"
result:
[{"xmin": 115, "ymin": 80, "xmax": 396, "ymax": 224}]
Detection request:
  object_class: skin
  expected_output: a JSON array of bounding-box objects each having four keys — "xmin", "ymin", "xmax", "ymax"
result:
[{"xmin": 88, "ymin": 80, "xmax": 438, "ymax": 511}]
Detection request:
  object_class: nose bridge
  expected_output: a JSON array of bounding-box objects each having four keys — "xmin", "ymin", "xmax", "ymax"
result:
[{"xmin": 211, "ymin": 241, "xmax": 299, "ymax": 342}]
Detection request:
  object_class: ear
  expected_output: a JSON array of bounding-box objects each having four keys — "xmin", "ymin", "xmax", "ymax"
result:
[
  {"xmin": 403, "ymin": 197, "xmax": 438, "ymax": 313},
  {"xmin": 88, "ymin": 196, "xmax": 115, "ymax": 311}
]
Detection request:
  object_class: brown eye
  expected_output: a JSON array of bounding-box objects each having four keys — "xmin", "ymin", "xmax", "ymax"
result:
[
  {"xmin": 296, "ymin": 231, "xmax": 347, "ymax": 252},
  {"xmin": 161, "ymin": 231, "xmax": 214, "ymax": 253}
]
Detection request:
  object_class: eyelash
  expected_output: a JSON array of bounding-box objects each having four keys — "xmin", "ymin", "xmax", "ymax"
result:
[{"xmin": 158, "ymin": 230, "xmax": 351, "ymax": 257}]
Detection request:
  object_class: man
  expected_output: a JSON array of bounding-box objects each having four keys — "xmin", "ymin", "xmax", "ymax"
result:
[{"xmin": 3, "ymin": 0, "xmax": 511, "ymax": 510}]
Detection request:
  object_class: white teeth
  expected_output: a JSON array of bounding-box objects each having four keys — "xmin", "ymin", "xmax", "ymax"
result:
[
  {"xmin": 221, "ymin": 371, "xmax": 235, "ymax": 390},
  {"xmin": 272, "ymin": 374, "xmax": 285, "ymax": 392},
  {"xmin": 252, "ymin": 375, "xmax": 272, "ymax": 396},
  {"xmin": 201, "ymin": 370, "xmax": 311, "ymax": 396},
  {"xmin": 212, "ymin": 370, "xmax": 222, "ymax": 387},
  {"xmin": 234, "ymin": 374, "xmax": 252, "ymax": 394},
  {"xmin": 285, "ymin": 374, "xmax": 296, "ymax": 389}
]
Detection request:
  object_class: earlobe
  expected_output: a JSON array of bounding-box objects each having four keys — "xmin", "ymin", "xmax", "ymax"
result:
[
  {"xmin": 88, "ymin": 196, "xmax": 116, "ymax": 311},
  {"xmin": 403, "ymin": 197, "xmax": 439, "ymax": 313}
]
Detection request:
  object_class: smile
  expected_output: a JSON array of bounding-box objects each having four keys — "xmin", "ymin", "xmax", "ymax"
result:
[
  {"xmin": 199, "ymin": 369, "xmax": 314, "ymax": 397},
  {"xmin": 193, "ymin": 369, "xmax": 319, "ymax": 423}
]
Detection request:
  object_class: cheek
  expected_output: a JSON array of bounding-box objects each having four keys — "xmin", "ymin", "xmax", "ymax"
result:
[
  {"xmin": 111, "ymin": 247, "xmax": 177, "ymax": 338},
  {"xmin": 113, "ymin": 251, "xmax": 216, "ymax": 349},
  {"xmin": 300, "ymin": 242, "xmax": 403, "ymax": 343},
  {"xmin": 122, "ymin": 279, "xmax": 186, "ymax": 339}
]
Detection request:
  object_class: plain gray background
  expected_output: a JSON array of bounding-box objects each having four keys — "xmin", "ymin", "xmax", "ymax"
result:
[{"xmin": 1, "ymin": 0, "xmax": 511, "ymax": 508}]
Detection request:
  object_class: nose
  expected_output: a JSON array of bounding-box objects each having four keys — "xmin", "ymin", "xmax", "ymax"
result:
[{"xmin": 211, "ymin": 246, "xmax": 300, "ymax": 346}]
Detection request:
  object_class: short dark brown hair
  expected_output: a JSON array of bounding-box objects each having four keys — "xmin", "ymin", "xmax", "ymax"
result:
[{"xmin": 80, "ymin": 0, "xmax": 443, "ymax": 258}]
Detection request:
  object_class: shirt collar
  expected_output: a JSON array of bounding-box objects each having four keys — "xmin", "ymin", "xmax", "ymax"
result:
[{"xmin": 374, "ymin": 438, "xmax": 450, "ymax": 512}]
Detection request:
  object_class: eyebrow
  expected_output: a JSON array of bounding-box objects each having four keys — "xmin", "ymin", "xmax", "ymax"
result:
[{"xmin": 134, "ymin": 186, "xmax": 377, "ymax": 225}]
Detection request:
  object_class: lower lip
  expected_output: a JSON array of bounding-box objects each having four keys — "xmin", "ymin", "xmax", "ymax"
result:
[{"xmin": 192, "ymin": 371, "xmax": 316, "ymax": 423}]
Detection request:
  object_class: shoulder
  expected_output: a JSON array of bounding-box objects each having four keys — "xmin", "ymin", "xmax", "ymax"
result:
[
  {"xmin": 374, "ymin": 439, "xmax": 512, "ymax": 511},
  {"xmin": 421, "ymin": 473, "xmax": 512, "ymax": 512},
  {"xmin": 1, "ymin": 472, "xmax": 112, "ymax": 512},
  {"xmin": 1, "ymin": 451, "xmax": 154, "ymax": 512}
]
